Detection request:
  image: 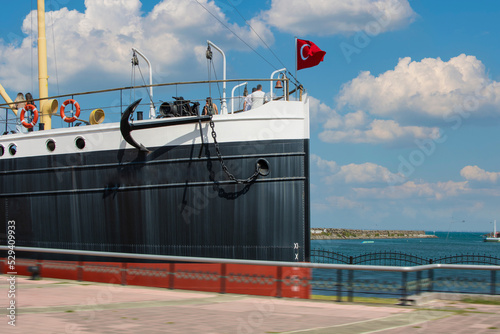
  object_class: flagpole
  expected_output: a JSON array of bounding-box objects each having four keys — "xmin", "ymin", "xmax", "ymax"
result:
[{"xmin": 295, "ymin": 36, "xmax": 297, "ymax": 98}]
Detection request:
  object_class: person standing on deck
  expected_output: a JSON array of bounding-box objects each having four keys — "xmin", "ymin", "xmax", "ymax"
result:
[
  {"xmin": 243, "ymin": 87, "xmax": 256, "ymax": 111},
  {"xmin": 250, "ymin": 84, "xmax": 266, "ymax": 110},
  {"xmin": 202, "ymin": 97, "xmax": 218, "ymax": 115}
]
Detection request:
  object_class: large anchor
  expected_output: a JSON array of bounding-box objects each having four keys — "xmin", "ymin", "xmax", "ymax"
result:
[
  {"xmin": 120, "ymin": 99, "xmax": 269, "ymax": 184},
  {"xmin": 120, "ymin": 99, "xmax": 211, "ymax": 152}
]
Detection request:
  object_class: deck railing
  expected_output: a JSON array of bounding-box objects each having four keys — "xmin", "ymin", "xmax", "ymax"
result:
[{"xmin": 0, "ymin": 78, "xmax": 298, "ymax": 133}]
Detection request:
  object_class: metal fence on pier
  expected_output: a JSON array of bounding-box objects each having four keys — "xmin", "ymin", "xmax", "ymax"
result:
[
  {"xmin": 310, "ymin": 249, "xmax": 500, "ymax": 301},
  {"xmin": 311, "ymin": 249, "xmax": 500, "ymax": 266}
]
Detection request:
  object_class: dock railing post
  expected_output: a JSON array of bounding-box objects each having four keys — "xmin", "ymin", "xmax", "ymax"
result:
[
  {"xmin": 416, "ymin": 271, "xmax": 422, "ymax": 295},
  {"xmin": 491, "ymin": 270, "xmax": 497, "ymax": 295},
  {"xmin": 400, "ymin": 272, "xmax": 408, "ymax": 305},
  {"xmin": 220, "ymin": 263, "xmax": 227, "ymax": 294},
  {"xmin": 428, "ymin": 259, "xmax": 434, "ymax": 293},
  {"xmin": 121, "ymin": 262, "xmax": 127, "ymax": 285},
  {"xmin": 168, "ymin": 263, "xmax": 175, "ymax": 289},
  {"xmin": 276, "ymin": 266, "xmax": 283, "ymax": 298},
  {"xmin": 77, "ymin": 260, "xmax": 83, "ymax": 282},
  {"xmin": 347, "ymin": 270, "xmax": 354, "ymax": 302},
  {"xmin": 336, "ymin": 269, "xmax": 343, "ymax": 302}
]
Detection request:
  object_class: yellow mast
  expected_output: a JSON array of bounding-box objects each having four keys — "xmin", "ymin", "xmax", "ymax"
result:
[{"xmin": 37, "ymin": 0, "xmax": 51, "ymax": 129}]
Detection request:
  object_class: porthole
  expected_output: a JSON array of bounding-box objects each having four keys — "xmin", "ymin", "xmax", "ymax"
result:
[
  {"xmin": 46, "ymin": 139, "xmax": 56, "ymax": 152},
  {"xmin": 75, "ymin": 137, "xmax": 85, "ymax": 150},
  {"xmin": 0, "ymin": 145, "xmax": 4, "ymax": 157},
  {"xmin": 8, "ymin": 144, "xmax": 17, "ymax": 156}
]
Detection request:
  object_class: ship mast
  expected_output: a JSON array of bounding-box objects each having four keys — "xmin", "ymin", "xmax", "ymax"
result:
[{"xmin": 38, "ymin": 0, "xmax": 51, "ymax": 129}]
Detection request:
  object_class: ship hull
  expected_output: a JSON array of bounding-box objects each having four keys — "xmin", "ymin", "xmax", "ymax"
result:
[{"xmin": 0, "ymin": 100, "xmax": 310, "ymax": 262}]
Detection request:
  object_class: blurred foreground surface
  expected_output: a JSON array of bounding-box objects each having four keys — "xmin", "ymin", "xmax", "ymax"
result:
[{"xmin": 1, "ymin": 275, "xmax": 500, "ymax": 333}]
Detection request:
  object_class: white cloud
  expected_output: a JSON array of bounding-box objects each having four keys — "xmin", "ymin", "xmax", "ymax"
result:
[
  {"xmin": 319, "ymin": 118, "xmax": 440, "ymax": 144},
  {"xmin": 262, "ymin": 0, "xmax": 416, "ymax": 36},
  {"xmin": 314, "ymin": 54, "xmax": 500, "ymax": 146},
  {"xmin": 354, "ymin": 180, "xmax": 470, "ymax": 200},
  {"xmin": 309, "ymin": 95, "xmax": 441, "ymax": 145},
  {"xmin": 311, "ymin": 154, "xmax": 402, "ymax": 184},
  {"xmin": 309, "ymin": 96, "xmax": 337, "ymax": 126},
  {"xmin": 337, "ymin": 54, "xmax": 500, "ymax": 121},
  {"xmin": 335, "ymin": 162, "xmax": 402, "ymax": 184},
  {"xmin": 311, "ymin": 154, "xmax": 339, "ymax": 173},
  {"xmin": 0, "ymin": 0, "xmax": 274, "ymax": 92},
  {"xmin": 461, "ymin": 165, "xmax": 500, "ymax": 183},
  {"xmin": 323, "ymin": 109, "xmax": 369, "ymax": 130}
]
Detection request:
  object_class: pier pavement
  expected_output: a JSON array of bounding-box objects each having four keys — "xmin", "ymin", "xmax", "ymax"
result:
[{"xmin": 1, "ymin": 275, "xmax": 500, "ymax": 333}]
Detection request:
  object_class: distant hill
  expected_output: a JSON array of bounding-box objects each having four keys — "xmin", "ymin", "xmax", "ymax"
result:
[{"xmin": 311, "ymin": 228, "xmax": 437, "ymax": 240}]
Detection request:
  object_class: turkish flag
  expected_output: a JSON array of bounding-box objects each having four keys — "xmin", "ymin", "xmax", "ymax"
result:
[{"xmin": 297, "ymin": 39, "xmax": 326, "ymax": 70}]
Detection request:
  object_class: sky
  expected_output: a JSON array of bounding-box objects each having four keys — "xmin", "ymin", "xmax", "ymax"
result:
[{"xmin": 1, "ymin": 0, "xmax": 500, "ymax": 232}]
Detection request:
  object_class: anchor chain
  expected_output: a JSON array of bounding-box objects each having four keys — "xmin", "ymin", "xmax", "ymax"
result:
[{"xmin": 209, "ymin": 116, "xmax": 260, "ymax": 184}]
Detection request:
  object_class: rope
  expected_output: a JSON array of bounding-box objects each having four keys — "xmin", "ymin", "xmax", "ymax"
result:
[
  {"xmin": 210, "ymin": 60, "xmax": 222, "ymax": 102},
  {"xmin": 194, "ymin": 0, "xmax": 279, "ymax": 71},
  {"xmin": 49, "ymin": 0, "xmax": 60, "ymax": 98},
  {"xmin": 206, "ymin": 57, "xmax": 212, "ymax": 98},
  {"xmin": 206, "ymin": 52, "xmax": 222, "ymax": 105},
  {"xmin": 195, "ymin": 0, "xmax": 302, "ymax": 89},
  {"xmin": 136, "ymin": 64, "xmax": 156, "ymax": 110},
  {"xmin": 49, "ymin": 0, "xmax": 63, "ymax": 128},
  {"xmin": 228, "ymin": 1, "xmax": 287, "ymax": 71},
  {"xmin": 130, "ymin": 61, "xmax": 135, "ymax": 115},
  {"xmin": 30, "ymin": 0, "xmax": 34, "ymax": 94}
]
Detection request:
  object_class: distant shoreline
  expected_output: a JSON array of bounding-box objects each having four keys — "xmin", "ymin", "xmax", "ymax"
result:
[{"xmin": 311, "ymin": 228, "xmax": 438, "ymax": 240}]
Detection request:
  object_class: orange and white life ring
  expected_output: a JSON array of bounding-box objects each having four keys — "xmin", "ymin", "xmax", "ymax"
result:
[
  {"xmin": 60, "ymin": 99, "xmax": 80, "ymax": 123},
  {"xmin": 20, "ymin": 104, "xmax": 39, "ymax": 129}
]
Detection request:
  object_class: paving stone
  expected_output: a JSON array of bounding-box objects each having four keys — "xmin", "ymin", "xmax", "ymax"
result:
[{"xmin": 1, "ymin": 275, "xmax": 499, "ymax": 333}]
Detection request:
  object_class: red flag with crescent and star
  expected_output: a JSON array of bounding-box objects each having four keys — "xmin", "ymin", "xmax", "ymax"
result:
[{"xmin": 297, "ymin": 39, "xmax": 326, "ymax": 70}]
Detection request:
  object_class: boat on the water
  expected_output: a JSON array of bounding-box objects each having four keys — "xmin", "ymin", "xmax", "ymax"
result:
[
  {"xmin": 0, "ymin": 1, "xmax": 311, "ymax": 262},
  {"xmin": 484, "ymin": 220, "xmax": 500, "ymax": 243}
]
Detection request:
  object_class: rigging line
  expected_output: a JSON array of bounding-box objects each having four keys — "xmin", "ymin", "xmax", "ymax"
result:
[
  {"xmin": 226, "ymin": 1, "xmax": 287, "ymax": 70},
  {"xmin": 193, "ymin": 0, "xmax": 279, "ymax": 71},
  {"xmin": 30, "ymin": 0, "xmax": 34, "ymax": 94},
  {"xmin": 49, "ymin": 0, "xmax": 60, "ymax": 98},
  {"xmin": 131, "ymin": 62, "xmax": 135, "ymax": 103},
  {"xmin": 136, "ymin": 64, "xmax": 155, "ymax": 108},
  {"xmin": 224, "ymin": 1, "xmax": 302, "ymax": 88},
  {"xmin": 48, "ymin": 0, "xmax": 64, "ymax": 128},
  {"xmin": 210, "ymin": 60, "xmax": 222, "ymax": 101},
  {"xmin": 206, "ymin": 58, "xmax": 212, "ymax": 98}
]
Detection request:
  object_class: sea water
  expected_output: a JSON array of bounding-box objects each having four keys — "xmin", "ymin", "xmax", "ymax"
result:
[
  {"xmin": 310, "ymin": 232, "xmax": 500, "ymax": 298},
  {"xmin": 311, "ymin": 232, "xmax": 500, "ymax": 259}
]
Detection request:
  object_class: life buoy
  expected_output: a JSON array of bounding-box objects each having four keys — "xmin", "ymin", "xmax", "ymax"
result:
[
  {"xmin": 60, "ymin": 99, "xmax": 80, "ymax": 123},
  {"xmin": 20, "ymin": 104, "xmax": 39, "ymax": 129}
]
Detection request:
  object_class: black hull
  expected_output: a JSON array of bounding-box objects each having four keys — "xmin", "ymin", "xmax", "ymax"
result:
[{"xmin": 1, "ymin": 138, "xmax": 310, "ymax": 262}]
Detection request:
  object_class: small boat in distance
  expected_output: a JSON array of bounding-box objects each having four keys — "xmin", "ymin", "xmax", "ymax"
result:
[{"xmin": 484, "ymin": 220, "xmax": 500, "ymax": 242}]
